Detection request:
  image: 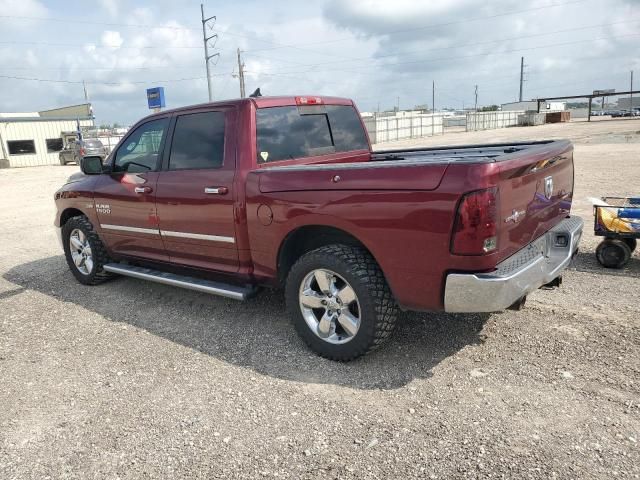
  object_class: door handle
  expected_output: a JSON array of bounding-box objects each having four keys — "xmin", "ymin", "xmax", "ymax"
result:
[
  {"xmin": 204, "ymin": 186, "xmax": 229, "ymax": 195},
  {"xmin": 134, "ymin": 186, "xmax": 153, "ymax": 194}
]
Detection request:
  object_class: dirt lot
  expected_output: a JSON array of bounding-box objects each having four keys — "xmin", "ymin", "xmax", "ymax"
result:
[{"xmin": 1, "ymin": 119, "xmax": 639, "ymax": 479}]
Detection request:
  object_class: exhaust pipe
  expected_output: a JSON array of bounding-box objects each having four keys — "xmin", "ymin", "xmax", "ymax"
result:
[
  {"xmin": 542, "ymin": 276, "xmax": 563, "ymax": 290},
  {"xmin": 508, "ymin": 295, "xmax": 527, "ymax": 311}
]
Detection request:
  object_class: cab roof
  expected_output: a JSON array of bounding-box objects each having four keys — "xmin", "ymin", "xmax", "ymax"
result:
[{"xmin": 142, "ymin": 95, "xmax": 355, "ymax": 121}]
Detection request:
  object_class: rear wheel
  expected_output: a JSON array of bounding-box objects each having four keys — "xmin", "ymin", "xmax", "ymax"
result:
[
  {"xmin": 59, "ymin": 155, "xmax": 67, "ymax": 166},
  {"xmin": 63, "ymin": 215, "xmax": 114, "ymax": 285},
  {"xmin": 285, "ymin": 244, "xmax": 398, "ymax": 361},
  {"xmin": 596, "ymin": 239, "xmax": 631, "ymax": 269}
]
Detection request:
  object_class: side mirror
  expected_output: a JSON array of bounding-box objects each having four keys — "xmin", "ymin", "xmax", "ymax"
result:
[{"xmin": 80, "ymin": 156, "xmax": 104, "ymax": 175}]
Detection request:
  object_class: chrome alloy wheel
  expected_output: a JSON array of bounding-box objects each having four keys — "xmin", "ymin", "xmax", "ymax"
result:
[
  {"xmin": 69, "ymin": 228, "xmax": 93, "ymax": 275},
  {"xmin": 298, "ymin": 269, "xmax": 361, "ymax": 344}
]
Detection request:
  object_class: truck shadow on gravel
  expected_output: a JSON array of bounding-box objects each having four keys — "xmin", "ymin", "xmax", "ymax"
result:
[{"xmin": 5, "ymin": 256, "xmax": 490, "ymax": 390}]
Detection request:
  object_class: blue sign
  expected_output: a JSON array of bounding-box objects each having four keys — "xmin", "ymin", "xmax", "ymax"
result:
[{"xmin": 146, "ymin": 87, "xmax": 166, "ymax": 109}]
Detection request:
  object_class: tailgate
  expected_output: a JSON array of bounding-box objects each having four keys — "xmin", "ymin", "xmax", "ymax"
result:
[{"xmin": 496, "ymin": 140, "xmax": 574, "ymax": 262}]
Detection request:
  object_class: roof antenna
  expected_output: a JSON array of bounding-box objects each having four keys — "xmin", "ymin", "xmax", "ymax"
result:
[{"xmin": 249, "ymin": 88, "xmax": 262, "ymax": 98}]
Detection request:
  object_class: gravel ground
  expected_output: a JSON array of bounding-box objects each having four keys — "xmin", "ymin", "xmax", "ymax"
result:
[{"xmin": 1, "ymin": 119, "xmax": 639, "ymax": 479}]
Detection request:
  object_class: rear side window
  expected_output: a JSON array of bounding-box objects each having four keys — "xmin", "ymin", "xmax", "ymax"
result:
[
  {"xmin": 256, "ymin": 105, "xmax": 368, "ymax": 163},
  {"xmin": 84, "ymin": 140, "xmax": 103, "ymax": 147},
  {"xmin": 169, "ymin": 111, "xmax": 225, "ymax": 170}
]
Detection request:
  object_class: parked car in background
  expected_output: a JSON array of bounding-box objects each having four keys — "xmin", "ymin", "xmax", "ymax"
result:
[{"xmin": 59, "ymin": 139, "xmax": 107, "ymax": 165}]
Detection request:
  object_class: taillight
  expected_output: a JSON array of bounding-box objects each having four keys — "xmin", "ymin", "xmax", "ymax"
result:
[
  {"xmin": 79, "ymin": 147, "xmax": 86, "ymax": 156},
  {"xmin": 295, "ymin": 96, "xmax": 323, "ymax": 105},
  {"xmin": 451, "ymin": 187, "xmax": 499, "ymax": 255}
]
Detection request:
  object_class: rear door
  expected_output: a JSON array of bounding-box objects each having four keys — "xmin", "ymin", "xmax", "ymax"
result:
[
  {"xmin": 93, "ymin": 117, "xmax": 170, "ymax": 262},
  {"xmin": 155, "ymin": 107, "xmax": 239, "ymax": 272}
]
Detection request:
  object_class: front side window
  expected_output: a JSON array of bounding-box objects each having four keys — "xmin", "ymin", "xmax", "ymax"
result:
[
  {"xmin": 169, "ymin": 111, "xmax": 225, "ymax": 170},
  {"xmin": 8, "ymin": 140, "xmax": 36, "ymax": 155},
  {"xmin": 114, "ymin": 118, "xmax": 168, "ymax": 173},
  {"xmin": 256, "ymin": 104, "xmax": 368, "ymax": 163}
]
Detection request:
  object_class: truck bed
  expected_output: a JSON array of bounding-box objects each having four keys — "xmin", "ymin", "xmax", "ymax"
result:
[
  {"xmin": 249, "ymin": 138, "xmax": 574, "ymax": 311},
  {"xmin": 372, "ymin": 140, "xmax": 561, "ymax": 164}
]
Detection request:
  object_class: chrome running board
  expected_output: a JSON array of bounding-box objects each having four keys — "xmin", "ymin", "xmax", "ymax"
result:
[{"xmin": 103, "ymin": 263, "xmax": 255, "ymax": 301}]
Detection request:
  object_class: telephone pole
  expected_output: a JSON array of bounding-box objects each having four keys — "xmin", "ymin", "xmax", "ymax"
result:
[
  {"xmin": 200, "ymin": 4, "xmax": 219, "ymax": 102},
  {"xmin": 474, "ymin": 85, "xmax": 478, "ymax": 111},
  {"xmin": 631, "ymin": 70, "xmax": 634, "ymax": 110},
  {"xmin": 519, "ymin": 56, "xmax": 525, "ymax": 102},
  {"xmin": 236, "ymin": 48, "xmax": 246, "ymax": 98},
  {"xmin": 432, "ymin": 80, "xmax": 435, "ymax": 137}
]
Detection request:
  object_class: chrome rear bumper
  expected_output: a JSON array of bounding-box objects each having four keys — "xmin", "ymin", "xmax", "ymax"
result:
[{"xmin": 444, "ymin": 216, "xmax": 583, "ymax": 313}]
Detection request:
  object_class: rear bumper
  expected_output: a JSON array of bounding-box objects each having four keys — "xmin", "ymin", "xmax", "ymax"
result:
[{"xmin": 444, "ymin": 216, "xmax": 583, "ymax": 313}]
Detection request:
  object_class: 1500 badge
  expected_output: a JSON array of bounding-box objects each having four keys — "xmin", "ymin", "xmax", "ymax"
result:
[
  {"xmin": 505, "ymin": 209, "xmax": 525, "ymax": 224},
  {"xmin": 96, "ymin": 204, "xmax": 111, "ymax": 214}
]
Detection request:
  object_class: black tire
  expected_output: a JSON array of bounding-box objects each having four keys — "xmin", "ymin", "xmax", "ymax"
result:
[
  {"xmin": 622, "ymin": 238, "xmax": 637, "ymax": 252},
  {"xmin": 59, "ymin": 155, "xmax": 66, "ymax": 166},
  {"xmin": 62, "ymin": 215, "xmax": 114, "ymax": 285},
  {"xmin": 596, "ymin": 239, "xmax": 631, "ymax": 269},
  {"xmin": 285, "ymin": 244, "xmax": 398, "ymax": 361}
]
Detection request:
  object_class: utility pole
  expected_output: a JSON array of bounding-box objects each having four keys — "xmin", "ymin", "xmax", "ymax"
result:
[
  {"xmin": 396, "ymin": 96, "xmax": 400, "ymax": 112},
  {"xmin": 82, "ymin": 80, "xmax": 89, "ymax": 103},
  {"xmin": 200, "ymin": 4, "xmax": 219, "ymax": 102},
  {"xmin": 432, "ymin": 80, "xmax": 435, "ymax": 137},
  {"xmin": 236, "ymin": 48, "xmax": 246, "ymax": 98},
  {"xmin": 631, "ymin": 70, "xmax": 634, "ymax": 110},
  {"xmin": 474, "ymin": 85, "xmax": 478, "ymax": 112},
  {"xmin": 519, "ymin": 56, "xmax": 525, "ymax": 102}
]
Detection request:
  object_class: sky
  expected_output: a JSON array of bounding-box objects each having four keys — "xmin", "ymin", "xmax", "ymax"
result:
[{"xmin": 0, "ymin": 0, "xmax": 638, "ymax": 125}]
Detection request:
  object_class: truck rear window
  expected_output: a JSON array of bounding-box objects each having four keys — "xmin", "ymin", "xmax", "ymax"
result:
[{"xmin": 256, "ymin": 105, "xmax": 368, "ymax": 163}]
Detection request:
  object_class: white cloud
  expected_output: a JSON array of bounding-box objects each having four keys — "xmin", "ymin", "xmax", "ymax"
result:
[
  {"xmin": 99, "ymin": 0, "xmax": 120, "ymax": 18},
  {"xmin": 101, "ymin": 30, "xmax": 124, "ymax": 49},
  {"xmin": 1, "ymin": 0, "xmax": 638, "ymax": 123}
]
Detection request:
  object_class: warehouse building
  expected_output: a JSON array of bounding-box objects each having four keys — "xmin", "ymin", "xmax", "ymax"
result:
[
  {"xmin": 501, "ymin": 100, "xmax": 566, "ymax": 112},
  {"xmin": 0, "ymin": 103, "xmax": 94, "ymax": 168}
]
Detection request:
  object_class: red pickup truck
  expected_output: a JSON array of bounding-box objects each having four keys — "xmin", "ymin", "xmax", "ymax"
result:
[{"xmin": 54, "ymin": 95, "xmax": 583, "ymax": 360}]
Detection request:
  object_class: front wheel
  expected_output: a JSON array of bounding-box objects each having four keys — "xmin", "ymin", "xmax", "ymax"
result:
[
  {"xmin": 285, "ymin": 244, "xmax": 398, "ymax": 361},
  {"xmin": 62, "ymin": 215, "xmax": 114, "ymax": 285}
]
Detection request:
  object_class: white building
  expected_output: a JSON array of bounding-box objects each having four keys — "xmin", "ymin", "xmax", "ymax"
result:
[
  {"xmin": 501, "ymin": 101, "xmax": 566, "ymax": 112},
  {"xmin": 0, "ymin": 103, "xmax": 94, "ymax": 168}
]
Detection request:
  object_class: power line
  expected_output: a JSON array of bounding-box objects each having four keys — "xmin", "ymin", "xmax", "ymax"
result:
[
  {"xmin": 245, "ymin": 19, "xmax": 640, "ymax": 71},
  {"xmin": 244, "ymin": 0, "xmax": 589, "ymax": 52},
  {"xmin": 248, "ymin": 33, "xmax": 640, "ymax": 78},
  {"xmin": 0, "ymin": 73, "xmax": 232, "ymax": 85},
  {"xmin": 0, "ymin": 0, "xmax": 589, "ymax": 58},
  {"xmin": 0, "ymin": 40, "xmax": 205, "ymax": 49},
  {"xmin": 0, "ymin": 15, "xmax": 202, "ymax": 31}
]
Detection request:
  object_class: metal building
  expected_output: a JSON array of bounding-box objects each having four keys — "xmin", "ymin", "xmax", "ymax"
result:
[
  {"xmin": 0, "ymin": 103, "xmax": 94, "ymax": 168},
  {"xmin": 501, "ymin": 101, "xmax": 566, "ymax": 112}
]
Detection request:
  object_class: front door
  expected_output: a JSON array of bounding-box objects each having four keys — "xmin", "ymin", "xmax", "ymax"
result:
[
  {"xmin": 155, "ymin": 108, "xmax": 239, "ymax": 272},
  {"xmin": 93, "ymin": 117, "xmax": 170, "ymax": 262}
]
